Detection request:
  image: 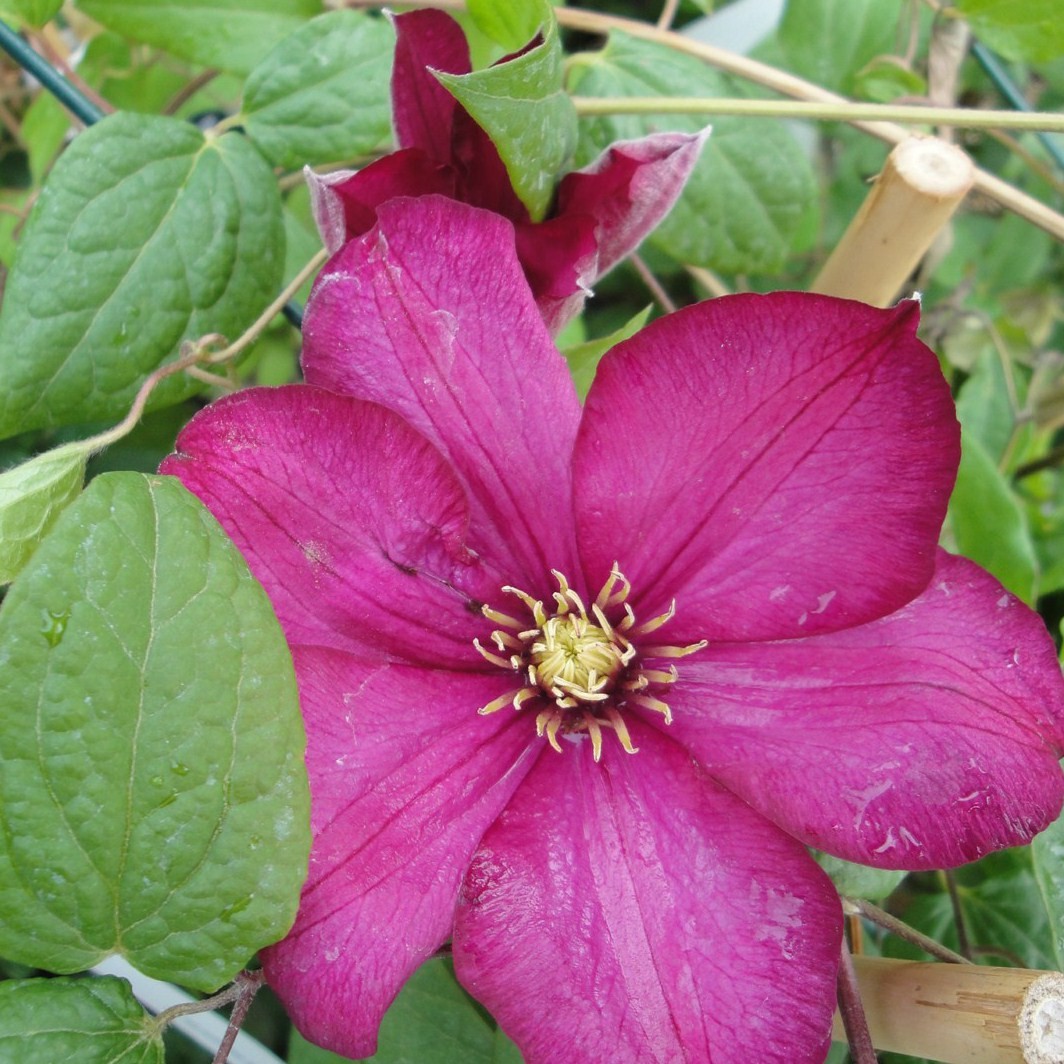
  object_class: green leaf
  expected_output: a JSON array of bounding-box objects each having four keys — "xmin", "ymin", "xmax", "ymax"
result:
[
  {"xmin": 466, "ymin": 0, "xmax": 547, "ymax": 51},
  {"xmin": 567, "ymin": 33, "xmax": 815, "ymax": 273},
  {"xmin": 947, "ymin": 428, "xmax": 1039, "ymax": 603},
  {"xmin": 0, "ymin": 0, "xmax": 61, "ymax": 26},
  {"xmin": 74, "ymin": 0, "xmax": 320, "ymax": 76},
  {"xmin": 886, "ymin": 850, "xmax": 1059, "ymax": 970},
  {"xmin": 0, "ymin": 442, "xmax": 88, "ymax": 585},
  {"xmin": 288, "ymin": 957, "xmax": 517, "ymax": 1064},
  {"xmin": 852, "ymin": 57, "xmax": 927, "ymax": 103},
  {"xmin": 243, "ymin": 11, "xmax": 394, "ymax": 170},
  {"xmin": 21, "ymin": 89, "xmax": 72, "ymax": 184},
  {"xmin": 952, "ymin": 0, "xmax": 1064, "ymax": 63},
  {"xmin": 1032, "ymin": 809, "xmax": 1064, "ymax": 971},
  {"xmin": 812, "ymin": 851, "xmax": 907, "ymax": 900},
  {"xmin": 0, "ymin": 112, "xmax": 284, "ymax": 440},
  {"xmin": 0, "ymin": 472, "xmax": 310, "ymax": 990},
  {"xmin": 0, "ymin": 976, "xmax": 163, "ymax": 1064},
  {"xmin": 563, "ymin": 305, "xmax": 651, "ymax": 400},
  {"xmin": 436, "ymin": 9, "xmax": 576, "ymax": 221},
  {"xmin": 777, "ymin": 0, "xmax": 901, "ymax": 95}
]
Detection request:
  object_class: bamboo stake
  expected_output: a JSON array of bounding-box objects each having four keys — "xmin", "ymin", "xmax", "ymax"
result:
[
  {"xmin": 811, "ymin": 136, "xmax": 975, "ymax": 306},
  {"xmin": 831, "ymin": 957, "xmax": 1064, "ymax": 1063}
]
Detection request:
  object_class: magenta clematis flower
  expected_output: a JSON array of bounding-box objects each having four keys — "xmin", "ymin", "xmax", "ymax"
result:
[
  {"xmin": 307, "ymin": 7, "xmax": 706, "ymax": 333},
  {"xmin": 163, "ymin": 196, "xmax": 1064, "ymax": 1063}
]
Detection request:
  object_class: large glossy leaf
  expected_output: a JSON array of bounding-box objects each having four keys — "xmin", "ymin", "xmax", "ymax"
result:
[
  {"xmin": 0, "ymin": 472, "xmax": 310, "ymax": 990},
  {"xmin": 0, "ymin": 112, "xmax": 284, "ymax": 440},
  {"xmin": 243, "ymin": 11, "xmax": 394, "ymax": 170},
  {"xmin": 0, "ymin": 976, "xmax": 163, "ymax": 1064},
  {"xmin": 567, "ymin": 32, "xmax": 815, "ymax": 273},
  {"xmin": 437, "ymin": 2, "xmax": 576, "ymax": 221},
  {"xmin": 74, "ymin": 0, "xmax": 319, "ymax": 75}
]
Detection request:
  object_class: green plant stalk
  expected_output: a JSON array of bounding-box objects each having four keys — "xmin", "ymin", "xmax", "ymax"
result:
[{"xmin": 571, "ymin": 95, "xmax": 1064, "ymax": 133}]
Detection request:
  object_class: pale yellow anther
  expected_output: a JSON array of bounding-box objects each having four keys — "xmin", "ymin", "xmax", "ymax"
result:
[
  {"xmin": 632, "ymin": 599, "xmax": 677, "ymax": 637},
  {"xmin": 479, "ymin": 688, "xmax": 526, "ymax": 716},
  {"xmin": 639, "ymin": 667, "xmax": 679, "ymax": 685},
  {"xmin": 641, "ymin": 640, "xmax": 708, "ymax": 659},
  {"xmin": 513, "ymin": 687, "xmax": 539, "ymax": 711},
  {"xmin": 595, "ymin": 562, "xmax": 632, "ymax": 611},
  {"xmin": 604, "ymin": 708, "xmax": 638, "ymax": 755},
  {"xmin": 482, "ymin": 605, "xmax": 526, "ymax": 630},
  {"xmin": 584, "ymin": 713, "xmax": 605, "ymax": 762},
  {"xmin": 630, "ymin": 692, "xmax": 674, "ymax": 725},
  {"xmin": 491, "ymin": 631, "xmax": 523, "ymax": 652},
  {"xmin": 537, "ymin": 709, "xmax": 564, "ymax": 753},
  {"xmin": 474, "ymin": 638, "xmax": 514, "ymax": 671}
]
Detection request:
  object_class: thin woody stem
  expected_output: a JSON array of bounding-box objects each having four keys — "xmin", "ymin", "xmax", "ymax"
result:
[
  {"xmin": 630, "ymin": 252, "xmax": 676, "ymax": 313},
  {"xmin": 571, "ymin": 95, "xmax": 1064, "ymax": 133},
  {"xmin": 836, "ymin": 941, "xmax": 877, "ymax": 1064},
  {"xmin": 152, "ymin": 976, "xmax": 248, "ymax": 1031},
  {"xmin": 80, "ymin": 248, "xmax": 327, "ymax": 454},
  {"xmin": 656, "ymin": 0, "xmax": 680, "ymax": 30},
  {"xmin": 943, "ymin": 870, "xmax": 973, "ymax": 961},
  {"xmin": 205, "ymin": 247, "xmax": 327, "ymax": 364},
  {"xmin": 843, "ymin": 897, "xmax": 972, "ymax": 965},
  {"xmin": 211, "ymin": 971, "xmax": 265, "ymax": 1064}
]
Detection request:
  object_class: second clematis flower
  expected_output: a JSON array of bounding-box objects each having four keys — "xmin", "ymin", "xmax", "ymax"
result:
[
  {"xmin": 307, "ymin": 8, "xmax": 707, "ymax": 334},
  {"xmin": 164, "ymin": 196, "xmax": 1064, "ymax": 1063}
]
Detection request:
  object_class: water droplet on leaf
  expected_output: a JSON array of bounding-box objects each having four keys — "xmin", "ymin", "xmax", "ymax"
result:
[{"xmin": 40, "ymin": 608, "xmax": 69, "ymax": 647}]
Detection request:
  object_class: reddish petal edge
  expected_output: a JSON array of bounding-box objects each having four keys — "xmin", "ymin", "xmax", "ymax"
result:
[
  {"xmin": 454, "ymin": 720, "xmax": 841, "ymax": 1064},
  {"xmin": 264, "ymin": 648, "xmax": 541, "ymax": 1060},
  {"xmin": 668, "ymin": 551, "xmax": 1064, "ymax": 869},
  {"xmin": 390, "ymin": 8, "xmax": 470, "ymax": 162},
  {"xmin": 557, "ymin": 128, "xmax": 710, "ymax": 280}
]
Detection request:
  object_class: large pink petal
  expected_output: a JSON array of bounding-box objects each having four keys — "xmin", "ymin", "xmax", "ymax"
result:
[
  {"xmin": 162, "ymin": 386, "xmax": 496, "ymax": 666},
  {"xmin": 556, "ymin": 129, "xmax": 710, "ymax": 280},
  {"xmin": 574, "ymin": 293, "xmax": 960, "ymax": 642},
  {"xmin": 453, "ymin": 721, "xmax": 841, "ymax": 1064},
  {"xmin": 390, "ymin": 8, "xmax": 469, "ymax": 162},
  {"xmin": 264, "ymin": 648, "xmax": 541, "ymax": 1060},
  {"xmin": 302, "ymin": 196, "xmax": 582, "ymax": 592},
  {"xmin": 667, "ymin": 552, "xmax": 1064, "ymax": 869}
]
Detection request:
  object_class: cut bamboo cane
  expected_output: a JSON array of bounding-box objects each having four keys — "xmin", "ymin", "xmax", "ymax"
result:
[
  {"xmin": 811, "ymin": 135, "xmax": 975, "ymax": 306},
  {"xmin": 831, "ymin": 956, "xmax": 1064, "ymax": 1063}
]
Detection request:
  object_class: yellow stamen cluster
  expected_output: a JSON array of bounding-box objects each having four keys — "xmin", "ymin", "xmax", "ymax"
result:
[{"xmin": 474, "ymin": 564, "xmax": 705, "ymax": 761}]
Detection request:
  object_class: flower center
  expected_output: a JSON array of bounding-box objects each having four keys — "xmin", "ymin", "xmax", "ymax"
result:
[{"xmin": 474, "ymin": 565, "xmax": 705, "ymax": 761}]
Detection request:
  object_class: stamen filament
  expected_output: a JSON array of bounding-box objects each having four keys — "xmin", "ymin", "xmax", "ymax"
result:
[
  {"xmin": 604, "ymin": 707, "xmax": 638, "ymax": 754},
  {"xmin": 630, "ymin": 600, "xmax": 676, "ymax": 636},
  {"xmin": 474, "ymin": 638, "xmax": 515, "ymax": 670},
  {"xmin": 482, "ymin": 606, "xmax": 526, "ymax": 630},
  {"xmin": 479, "ymin": 688, "xmax": 526, "ymax": 715},
  {"xmin": 629, "ymin": 692, "xmax": 674, "ymax": 724},
  {"xmin": 641, "ymin": 640, "xmax": 708, "ymax": 658},
  {"xmin": 584, "ymin": 712, "xmax": 604, "ymax": 762}
]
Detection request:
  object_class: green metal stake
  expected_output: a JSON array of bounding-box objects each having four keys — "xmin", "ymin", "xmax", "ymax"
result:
[{"xmin": 0, "ymin": 17, "xmax": 104, "ymax": 126}]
